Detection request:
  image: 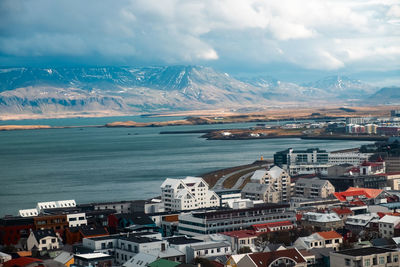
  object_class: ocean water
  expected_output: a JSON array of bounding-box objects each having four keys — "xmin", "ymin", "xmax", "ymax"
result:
[{"xmin": 0, "ymin": 117, "xmax": 373, "ymax": 216}]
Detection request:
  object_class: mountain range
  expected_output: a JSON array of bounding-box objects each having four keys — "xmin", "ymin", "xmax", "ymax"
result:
[{"xmin": 0, "ymin": 66, "xmax": 397, "ymax": 119}]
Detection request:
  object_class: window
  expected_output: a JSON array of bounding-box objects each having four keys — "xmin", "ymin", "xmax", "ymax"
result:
[
  {"xmin": 364, "ymin": 259, "xmax": 370, "ymax": 266},
  {"xmin": 379, "ymin": 257, "xmax": 385, "ymax": 264},
  {"xmin": 52, "ymin": 238, "xmax": 56, "ymax": 243},
  {"xmin": 69, "ymin": 218, "xmax": 77, "ymax": 221},
  {"xmin": 41, "ymin": 239, "xmax": 46, "ymax": 244},
  {"xmin": 345, "ymin": 259, "xmax": 350, "ymax": 266}
]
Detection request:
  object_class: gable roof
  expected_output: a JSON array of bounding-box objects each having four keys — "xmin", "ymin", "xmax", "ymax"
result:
[
  {"xmin": 267, "ymin": 166, "xmax": 284, "ymax": 179},
  {"xmin": 247, "ymin": 248, "xmax": 306, "ymax": 267},
  {"xmin": 317, "ymin": 231, "xmax": 342, "ymax": 240},
  {"xmin": 33, "ymin": 229, "xmax": 57, "ymax": 240},
  {"xmin": 332, "ymin": 207, "xmax": 353, "ymax": 215},
  {"xmin": 250, "ymin": 170, "xmax": 268, "ymax": 182}
]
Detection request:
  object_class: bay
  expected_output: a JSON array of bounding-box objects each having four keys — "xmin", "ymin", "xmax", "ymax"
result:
[{"xmin": 0, "ymin": 118, "xmax": 373, "ymax": 216}]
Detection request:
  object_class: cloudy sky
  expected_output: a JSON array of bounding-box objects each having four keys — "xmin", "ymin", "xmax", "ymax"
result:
[{"xmin": 1, "ymin": 0, "xmax": 399, "ymax": 82}]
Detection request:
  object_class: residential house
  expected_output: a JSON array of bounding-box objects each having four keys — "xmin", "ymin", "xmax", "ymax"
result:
[
  {"xmin": 221, "ymin": 230, "xmax": 260, "ymax": 252},
  {"xmin": 65, "ymin": 225, "xmax": 109, "ymax": 245},
  {"xmin": 186, "ymin": 241, "xmax": 231, "ymax": 263},
  {"xmin": 27, "ymin": 229, "xmax": 60, "ymax": 251},
  {"xmin": 333, "ymin": 187, "xmax": 387, "ymax": 205},
  {"xmin": 379, "ymin": 215, "xmax": 400, "ymax": 238},
  {"xmin": 331, "ymin": 207, "xmax": 354, "ymax": 220},
  {"xmin": 300, "ymin": 212, "xmax": 343, "ymax": 231},
  {"xmin": 294, "ymin": 231, "xmax": 343, "ymax": 251}
]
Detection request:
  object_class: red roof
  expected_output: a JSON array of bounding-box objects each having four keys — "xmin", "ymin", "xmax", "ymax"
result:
[
  {"xmin": 252, "ymin": 220, "xmax": 293, "ymax": 230},
  {"xmin": 349, "ymin": 200, "xmax": 366, "ymax": 206},
  {"xmin": 332, "ymin": 207, "xmax": 353, "ymax": 215},
  {"xmin": 317, "ymin": 231, "xmax": 343, "ymax": 240},
  {"xmin": 377, "ymin": 212, "xmax": 400, "ymax": 218},
  {"xmin": 361, "ymin": 161, "xmax": 384, "ymax": 167},
  {"xmin": 222, "ymin": 230, "xmax": 260, "ymax": 238},
  {"xmin": 375, "ymin": 172, "xmax": 400, "ymax": 176},
  {"xmin": 3, "ymin": 257, "xmax": 43, "ymax": 267},
  {"xmin": 296, "ymin": 214, "xmax": 303, "ymax": 221}
]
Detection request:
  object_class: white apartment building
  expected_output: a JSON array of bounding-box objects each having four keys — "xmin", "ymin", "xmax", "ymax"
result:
[
  {"xmin": 161, "ymin": 177, "xmax": 220, "ymax": 211},
  {"xmin": 19, "ymin": 199, "xmax": 76, "ymax": 217},
  {"xmin": 66, "ymin": 212, "xmax": 87, "ymax": 227},
  {"xmin": 328, "ymin": 152, "xmax": 372, "ymax": 165},
  {"xmin": 295, "ymin": 178, "xmax": 335, "ymax": 199}
]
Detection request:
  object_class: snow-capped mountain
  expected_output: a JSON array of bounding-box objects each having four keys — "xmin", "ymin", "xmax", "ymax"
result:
[{"xmin": 0, "ymin": 66, "xmax": 382, "ymax": 118}]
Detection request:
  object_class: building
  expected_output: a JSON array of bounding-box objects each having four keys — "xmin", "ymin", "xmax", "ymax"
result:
[
  {"xmin": 331, "ymin": 207, "xmax": 354, "ymax": 220},
  {"xmin": 379, "ymin": 215, "xmax": 400, "ymax": 238},
  {"xmin": 333, "ymin": 187, "xmax": 387, "ymax": 205},
  {"xmin": 19, "ymin": 200, "xmax": 76, "ymax": 217},
  {"xmin": 235, "ymin": 248, "xmax": 307, "ymax": 267},
  {"xmin": 27, "ymin": 229, "xmax": 60, "ymax": 251},
  {"xmin": 33, "ymin": 214, "xmax": 68, "ymax": 236},
  {"xmin": 242, "ymin": 166, "xmax": 291, "ymax": 203},
  {"xmin": 0, "ymin": 252, "xmax": 11, "ymax": 265},
  {"xmin": 323, "ymin": 176, "xmax": 388, "ymax": 192},
  {"xmin": 74, "ymin": 253, "xmax": 113, "ymax": 267},
  {"xmin": 294, "ymin": 231, "xmax": 343, "ymax": 251},
  {"xmin": 212, "ymin": 189, "xmax": 242, "ymax": 207},
  {"xmin": 378, "ymin": 172, "xmax": 400, "ymax": 190},
  {"xmin": 178, "ymin": 203, "xmax": 295, "ymax": 236},
  {"xmin": 251, "ymin": 220, "xmax": 294, "ymax": 233},
  {"xmin": 300, "ymin": 212, "xmax": 343, "ymax": 231},
  {"xmin": 221, "ymin": 230, "xmax": 259, "ymax": 252},
  {"xmin": 274, "ymin": 148, "xmax": 329, "ymax": 166},
  {"xmin": 161, "ymin": 177, "xmax": 220, "ymax": 211},
  {"xmin": 0, "ymin": 216, "xmax": 34, "ymax": 246},
  {"xmin": 65, "ymin": 225, "xmax": 109, "ymax": 245},
  {"xmin": 288, "ymin": 164, "xmax": 331, "ymax": 176},
  {"xmin": 345, "ymin": 213, "xmax": 380, "ymax": 233},
  {"xmin": 186, "ymin": 241, "xmax": 232, "ymax": 263},
  {"xmin": 330, "ymin": 247, "xmax": 400, "ymax": 267},
  {"xmin": 295, "ymin": 178, "xmax": 335, "ymax": 199},
  {"xmin": 328, "ymin": 152, "xmax": 371, "ymax": 165},
  {"xmin": 107, "ymin": 212, "xmax": 158, "ymax": 234}
]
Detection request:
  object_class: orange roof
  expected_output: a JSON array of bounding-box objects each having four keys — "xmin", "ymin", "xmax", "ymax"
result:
[
  {"xmin": 377, "ymin": 212, "xmax": 400, "ymax": 218},
  {"xmin": 317, "ymin": 231, "xmax": 342, "ymax": 240},
  {"xmin": 222, "ymin": 230, "xmax": 260, "ymax": 238},
  {"xmin": 334, "ymin": 187, "xmax": 383, "ymax": 202},
  {"xmin": 252, "ymin": 220, "xmax": 293, "ymax": 230}
]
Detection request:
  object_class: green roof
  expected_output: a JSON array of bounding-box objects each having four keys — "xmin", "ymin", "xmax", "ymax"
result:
[{"xmin": 148, "ymin": 258, "xmax": 180, "ymax": 267}]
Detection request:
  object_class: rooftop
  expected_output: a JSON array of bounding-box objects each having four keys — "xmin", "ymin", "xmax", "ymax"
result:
[
  {"xmin": 190, "ymin": 241, "xmax": 229, "ymax": 250},
  {"xmin": 75, "ymin": 253, "xmax": 113, "ymax": 260},
  {"xmin": 166, "ymin": 236, "xmax": 203, "ymax": 245},
  {"xmin": 334, "ymin": 247, "xmax": 396, "ymax": 257},
  {"xmin": 221, "ymin": 230, "xmax": 259, "ymax": 238},
  {"xmin": 317, "ymin": 231, "xmax": 342, "ymax": 240}
]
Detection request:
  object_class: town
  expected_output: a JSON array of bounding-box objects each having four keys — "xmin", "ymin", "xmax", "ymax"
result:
[{"xmin": 2, "ymin": 113, "xmax": 400, "ymax": 267}]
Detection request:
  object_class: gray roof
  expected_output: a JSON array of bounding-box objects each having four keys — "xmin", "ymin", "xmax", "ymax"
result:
[
  {"xmin": 241, "ymin": 183, "xmax": 270, "ymax": 194},
  {"xmin": 33, "ymin": 229, "xmax": 57, "ymax": 240},
  {"xmin": 190, "ymin": 242, "xmax": 229, "ymax": 250},
  {"xmin": 54, "ymin": 252, "xmax": 74, "ymax": 264}
]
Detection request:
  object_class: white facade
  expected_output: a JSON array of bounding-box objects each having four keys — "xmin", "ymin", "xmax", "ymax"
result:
[
  {"xmin": 67, "ymin": 213, "xmax": 87, "ymax": 227},
  {"xmin": 27, "ymin": 230, "xmax": 60, "ymax": 251},
  {"xmin": 19, "ymin": 209, "xmax": 39, "ymax": 217},
  {"xmin": 161, "ymin": 177, "xmax": 220, "ymax": 211},
  {"xmin": 379, "ymin": 215, "xmax": 400, "ymax": 238},
  {"xmin": 288, "ymin": 164, "xmax": 331, "ymax": 176},
  {"xmin": 328, "ymin": 152, "xmax": 371, "ymax": 165},
  {"xmin": 37, "ymin": 200, "xmax": 76, "ymax": 211}
]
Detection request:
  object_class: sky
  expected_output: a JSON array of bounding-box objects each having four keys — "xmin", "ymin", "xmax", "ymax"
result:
[{"xmin": 1, "ymin": 0, "xmax": 400, "ymax": 83}]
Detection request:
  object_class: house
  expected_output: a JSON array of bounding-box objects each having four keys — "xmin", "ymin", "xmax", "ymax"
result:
[
  {"xmin": 53, "ymin": 251, "xmax": 74, "ymax": 267},
  {"xmin": 225, "ymin": 254, "xmax": 246, "ymax": 267},
  {"xmin": 122, "ymin": 253, "xmax": 157, "ymax": 267},
  {"xmin": 251, "ymin": 220, "xmax": 294, "ymax": 233},
  {"xmin": 236, "ymin": 248, "xmax": 307, "ymax": 267},
  {"xmin": 331, "ymin": 207, "xmax": 354, "ymax": 220},
  {"xmin": 294, "ymin": 231, "xmax": 343, "ymax": 251},
  {"xmin": 300, "ymin": 212, "xmax": 343, "ymax": 231},
  {"xmin": 295, "ymin": 178, "xmax": 335, "ymax": 199},
  {"xmin": 0, "ymin": 252, "xmax": 11, "ymax": 265},
  {"xmin": 379, "ymin": 215, "xmax": 400, "ymax": 238},
  {"xmin": 221, "ymin": 230, "xmax": 260, "ymax": 252},
  {"xmin": 333, "ymin": 187, "xmax": 386, "ymax": 205},
  {"xmin": 27, "ymin": 229, "xmax": 60, "ymax": 251},
  {"xmin": 161, "ymin": 177, "xmax": 220, "ymax": 211},
  {"xmin": 74, "ymin": 253, "xmax": 113, "ymax": 267},
  {"xmin": 186, "ymin": 241, "xmax": 232, "ymax": 263},
  {"xmin": 330, "ymin": 247, "xmax": 400, "ymax": 267},
  {"xmin": 345, "ymin": 213, "xmax": 380, "ymax": 233}
]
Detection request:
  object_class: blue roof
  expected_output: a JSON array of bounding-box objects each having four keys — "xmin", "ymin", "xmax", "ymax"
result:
[{"xmin": 380, "ymin": 202, "xmax": 400, "ymax": 209}]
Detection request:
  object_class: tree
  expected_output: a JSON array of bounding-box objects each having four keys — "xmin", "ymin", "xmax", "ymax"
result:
[{"xmin": 238, "ymin": 246, "xmax": 252, "ymax": 254}]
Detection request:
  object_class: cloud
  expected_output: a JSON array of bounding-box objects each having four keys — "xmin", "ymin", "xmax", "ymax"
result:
[{"xmin": 0, "ymin": 0, "xmax": 399, "ymax": 74}]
